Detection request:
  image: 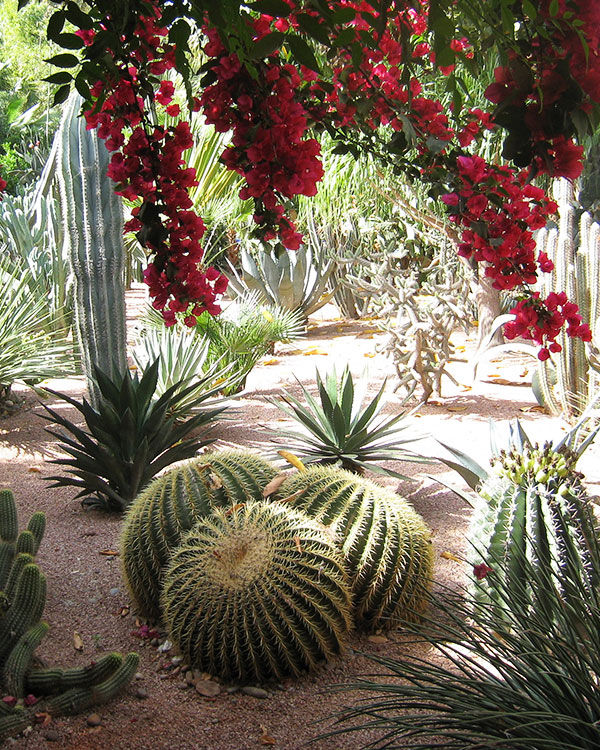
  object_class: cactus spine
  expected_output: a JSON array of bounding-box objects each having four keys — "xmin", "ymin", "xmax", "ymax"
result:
[
  {"xmin": 535, "ymin": 179, "xmax": 600, "ymax": 419},
  {"xmin": 120, "ymin": 450, "xmax": 277, "ymax": 619},
  {"xmin": 55, "ymin": 92, "xmax": 127, "ymax": 406},
  {"xmin": 161, "ymin": 502, "xmax": 351, "ymax": 683},
  {"xmin": 274, "ymin": 466, "xmax": 434, "ymax": 631},
  {"xmin": 468, "ymin": 442, "xmax": 599, "ymax": 613}
]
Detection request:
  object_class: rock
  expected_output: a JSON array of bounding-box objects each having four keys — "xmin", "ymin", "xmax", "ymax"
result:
[
  {"xmin": 185, "ymin": 670, "xmax": 194, "ymax": 685},
  {"xmin": 44, "ymin": 730, "xmax": 61, "ymax": 742},
  {"xmin": 367, "ymin": 635, "xmax": 389, "ymax": 644},
  {"xmin": 157, "ymin": 639, "xmax": 172, "ymax": 653},
  {"xmin": 241, "ymin": 686, "xmax": 269, "ymax": 699},
  {"xmin": 109, "ymin": 587, "xmax": 120, "ymax": 596},
  {"xmin": 135, "ymin": 687, "xmax": 149, "ymax": 700},
  {"xmin": 134, "ymin": 672, "xmax": 144, "ymax": 681},
  {"xmin": 86, "ymin": 713, "xmax": 102, "ymax": 727},
  {"xmin": 195, "ymin": 680, "xmax": 221, "ymax": 697},
  {"xmin": 226, "ymin": 685, "xmax": 240, "ymax": 694}
]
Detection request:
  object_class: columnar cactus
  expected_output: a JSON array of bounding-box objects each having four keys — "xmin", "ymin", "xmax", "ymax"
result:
[
  {"xmin": 468, "ymin": 441, "xmax": 599, "ymax": 613},
  {"xmin": 55, "ymin": 92, "xmax": 127, "ymax": 406},
  {"xmin": 161, "ymin": 501, "xmax": 352, "ymax": 683},
  {"xmin": 0, "ymin": 489, "xmax": 137, "ymax": 741},
  {"xmin": 535, "ymin": 179, "xmax": 600, "ymax": 419},
  {"xmin": 120, "ymin": 450, "xmax": 278, "ymax": 619},
  {"xmin": 274, "ymin": 466, "xmax": 434, "ymax": 632}
]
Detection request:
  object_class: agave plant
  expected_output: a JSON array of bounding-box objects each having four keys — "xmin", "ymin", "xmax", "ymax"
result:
[
  {"xmin": 269, "ymin": 365, "xmax": 426, "ymax": 477},
  {"xmin": 41, "ymin": 359, "xmax": 225, "ymax": 512},
  {"xmin": 0, "ymin": 256, "xmax": 73, "ymax": 402},
  {"xmin": 131, "ymin": 325, "xmax": 237, "ymax": 419},
  {"xmin": 326, "ymin": 490, "xmax": 600, "ymax": 749},
  {"xmin": 226, "ymin": 243, "xmax": 336, "ymax": 323}
]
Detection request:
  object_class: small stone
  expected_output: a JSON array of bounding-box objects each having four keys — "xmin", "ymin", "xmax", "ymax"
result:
[
  {"xmin": 367, "ymin": 635, "xmax": 389, "ymax": 644},
  {"xmin": 226, "ymin": 685, "xmax": 240, "ymax": 694},
  {"xmin": 109, "ymin": 587, "xmax": 120, "ymax": 596},
  {"xmin": 195, "ymin": 680, "xmax": 221, "ymax": 697},
  {"xmin": 185, "ymin": 670, "xmax": 194, "ymax": 685},
  {"xmin": 135, "ymin": 687, "xmax": 149, "ymax": 700},
  {"xmin": 134, "ymin": 672, "xmax": 144, "ymax": 681},
  {"xmin": 44, "ymin": 730, "xmax": 61, "ymax": 742},
  {"xmin": 158, "ymin": 639, "xmax": 172, "ymax": 653},
  {"xmin": 241, "ymin": 686, "xmax": 269, "ymax": 699},
  {"xmin": 86, "ymin": 713, "xmax": 102, "ymax": 727},
  {"xmin": 4, "ymin": 400, "xmax": 13, "ymax": 408},
  {"xmin": 171, "ymin": 656, "xmax": 183, "ymax": 666}
]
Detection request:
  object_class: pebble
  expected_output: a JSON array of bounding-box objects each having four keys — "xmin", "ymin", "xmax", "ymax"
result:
[
  {"xmin": 195, "ymin": 680, "xmax": 221, "ymax": 697},
  {"xmin": 158, "ymin": 639, "xmax": 173, "ymax": 653},
  {"xmin": 134, "ymin": 672, "xmax": 144, "ymax": 681},
  {"xmin": 171, "ymin": 656, "xmax": 183, "ymax": 666},
  {"xmin": 43, "ymin": 730, "xmax": 61, "ymax": 742},
  {"xmin": 241, "ymin": 686, "xmax": 269, "ymax": 699},
  {"xmin": 135, "ymin": 687, "xmax": 149, "ymax": 700},
  {"xmin": 109, "ymin": 587, "xmax": 120, "ymax": 596},
  {"xmin": 226, "ymin": 685, "xmax": 240, "ymax": 694},
  {"xmin": 86, "ymin": 713, "xmax": 102, "ymax": 727}
]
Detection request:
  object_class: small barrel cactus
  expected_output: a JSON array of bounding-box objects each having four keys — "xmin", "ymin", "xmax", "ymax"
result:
[
  {"xmin": 161, "ymin": 501, "xmax": 352, "ymax": 683},
  {"xmin": 274, "ymin": 466, "xmax": 433, "ymax": 632},
  {"xmin": 120, "ymin": 450, "xmax": 278, "ymax": 619},
  {"xmin": 469, "ymin": 441, "xmax": 600, "ymax": 613}
]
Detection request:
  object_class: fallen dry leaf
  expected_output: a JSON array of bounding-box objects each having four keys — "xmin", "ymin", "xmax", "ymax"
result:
[
  {"xmin": 363, "ymin": 352, "xmax": 376, "ymax": 358},
  {"xmin": 261, "ymin": 358, "xmax": 279, "ymax": 366},
  {"xmin": 27, "ymin": 466, "xmax": 41, "ymax": 473},
  {"xmin": 224, "ymin": 503, "xmax": 245, "ymax": 516},
  {"xmin": 260, "ymin": 725, "xmax": 276, "ymax": 745},
  {"xmin": 302, "ymin": 348, "xmax": 328, "ymax": 356},
  {"xmin": 262, "ymin": 473, "xmax": 290, "ymax": 497},
  {"xmin": 73, "ymin": 632, "xmax": 84, "ymax": 652},
  {"xmin": 34, "ymin": 712, "xmax": 52, "ymax": 726},
  {"xmin": 446, "ymin": 405, "xmax": 467, "ymax": 412},
  {"xmin": 99, "ymin": 549, "xmax": 119, "ymax": 556},
  {"xmin": 367, "ymin": 635, "xmax": 389, "ymax": 644},
  {"xmin": 520, "ymin": 405, "xmax": 545, "ymax": 413},
  {"xmin": 118, "ymin": 606, "xmax": 130, "ymax": 618},
  {"xmin": 277, "ymin": 450, "xmax": 306, "ymax": 472},
  {"xmin": 294, "ymin": 536, "xmax": 303, "ymax": 554},
  {"xmin": 441, "ymin": 550, "xmax": 462, "ymax": 563}
]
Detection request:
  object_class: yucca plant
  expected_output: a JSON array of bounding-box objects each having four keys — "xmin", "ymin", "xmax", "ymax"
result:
[
  {"xmin": 194, "ymin": 291, "xmax": 305, "ymax": 394},
  {"xmin": 40, "ymin": 359, "xmax": 225, "ymax": 512},
  {"xmin": 326, "ymin": 493, "xmax": 600, "ymax": 749},
  {"xmin": 0, "ymin": 256, "xmax": 72, "ymax": 403},
  {"xmin": 270, "ymin": 365, "xmax": 425, "ymax": 477},
  {"xmin": 131, "ymin": 325, "xmax": 237, "ymax": 419}
]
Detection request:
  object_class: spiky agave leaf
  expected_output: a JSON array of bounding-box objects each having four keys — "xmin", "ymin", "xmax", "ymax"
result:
[
  {"xmin": 161, "ymin": 501, "xmax": 352, "ymax": 683},
  {"xmin": 120, "ymin": 450, "xmax": 278, "ymax": 619},
  {"xmin": 274, "ymin": 465, "xmax": 433, "ymax": 631},
  {"xmin": 270, "ymin": 364, "xmax": 426, "ymax": 477},
  {"xmin": 41, "ymin": 360, "xmax": 226, "ymax": 511}
]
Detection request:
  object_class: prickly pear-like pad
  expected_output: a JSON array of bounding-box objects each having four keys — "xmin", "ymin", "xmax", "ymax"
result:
[{"xmin": 161, "ymin": 501, "xmax": 352, "ymax": 683}]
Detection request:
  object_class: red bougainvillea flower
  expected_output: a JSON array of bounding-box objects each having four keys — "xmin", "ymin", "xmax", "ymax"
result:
[{"xmin": 473, "ymin": 563, "xmax": 493, "ymax": 580}]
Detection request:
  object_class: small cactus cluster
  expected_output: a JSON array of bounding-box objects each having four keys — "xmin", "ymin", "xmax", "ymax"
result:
[
  {"xmin": 120, "ymin": 449, "xmax": 433, "ymax": 683},
  {"xmin": 469, "ymin": 441, "xmax": 598, "ymax": 614},
  {"xmin": 0, "ymin": 489, "xmax": 138, "ymax": 742}
]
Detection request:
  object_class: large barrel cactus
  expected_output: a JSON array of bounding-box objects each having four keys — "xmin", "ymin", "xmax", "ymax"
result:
[
  {"xmin": 120, "ymin": 450, "xmax": 277, "ymax": 619},
  {"xmin": 274, "ymin": 466, "xmax": 433, "ymax": 632},
  {"xmin": 468, "ymin": 441, "xmax": 600, "ymax": 614},
  {"xmin": 161, "ymin": 501, "xmax": 352, "ymax": 683}
]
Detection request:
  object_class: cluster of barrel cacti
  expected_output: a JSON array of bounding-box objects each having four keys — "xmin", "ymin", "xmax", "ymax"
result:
[
  {"xmin": 0, "ymin": 489, "xmax": 138, "ymax": 742},
  {"xmin": 120, "ymin": 449, "xmax": 433, "ymax": 683}
]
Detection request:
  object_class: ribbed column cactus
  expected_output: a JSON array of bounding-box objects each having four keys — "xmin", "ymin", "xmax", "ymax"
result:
[
  {"xmin": 274, "ymin": 466, "xmax": 434, "ymax": 632},
  {"xmin": 468, "ymin": 442, "xmax": 600, "ymax": 615},
  {"xmin": 55, "ymin": 92, "xmax": 127, "ymax": 407},
  {"xmin": 120, "ymin": 450, "xmax": 278, "ymax": 619},
  {"xmin": 535, "ymin": 179, "xmax": 600, "ymax": 419},
  {"xmin": 161, "ymin": 501, "xmax": 352, "ymax": 683}
]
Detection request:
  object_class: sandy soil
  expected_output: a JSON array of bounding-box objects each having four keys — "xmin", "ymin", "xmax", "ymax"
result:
[{"xmin": 1, "ymin": 305, "xmax": 597, "ymax": 750}]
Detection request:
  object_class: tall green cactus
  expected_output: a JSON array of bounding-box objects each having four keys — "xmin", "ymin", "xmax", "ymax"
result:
[
  {"xmin": 120, "ymin": 450, "xmax": 278, "ymax": 619},
  {"xmin": 274, "ymin": 466, "xmax": 433, "ymax": 632},
  {"xmin": 467, "ymin": 441, "xmax": 599, "ymax": 615},
  {"xmin": 55, "ymin": 92, "xmax": 127, "ymax": 406},
  {"xmin": 161, "ymin": 501, "xmax": 351, "ymax": 683},
  {"xmin": 535, "ymin": 179, "xmax": 600, "ymax": 419}
]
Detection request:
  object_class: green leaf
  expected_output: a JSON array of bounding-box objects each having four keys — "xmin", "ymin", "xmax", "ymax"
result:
[
  {"xmin": 52, "ymin": 84, "xmax": 71, "ymax": 106},
  {"xmin": 44, "ymin": 71, "xmax": 73, "ymax": 85},
  {"xmin": 248, "ymin": 0, "xmax": 292, "ymax": 15},
  {"xmin": 45, "ymin": 53, "xmax": 80, "ymax": 68},
  {"xmin": 295, "ymin": 13, "xmax": 330, "ymax": 45},
  {"xmin": 286, "ymin": 34, "xmax": 321, "ymax": 72},
  {"xmin": 64, "ymin": 1, "xmax": 95, "ymax": 30},
  {"xmin": 46, "ymin": 10, "xmax": 66, "ymax": 41},
  {"xmin": 55, "ymin": 33, "xmax": 85, "ymax": 50},
  {"xmin": 332, "ymin": 7, "xmax": 357, "ymax": 25},
  {"xmin": 249, "ymin": 31, "xmax": 284, "ymax": 59},
  {"xmin": 74, "ymin": 73, "xmax": 91, "ymax": 100},
  {"xmin": 549, "ymin": 0, "xmax": 559, "ymax": 17},
  {"xmin": 334, "ymin": 27, "xmax": 356, "ymax": 47},
  {"xmin": 522, "ymin": 0, "xmax": 537, "ymax": 19}
]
